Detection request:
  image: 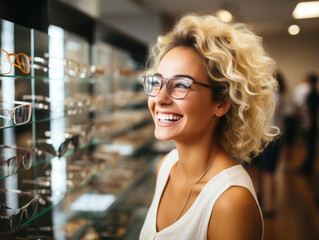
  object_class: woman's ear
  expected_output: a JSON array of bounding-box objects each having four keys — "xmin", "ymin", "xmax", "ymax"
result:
[{"xmin": 213, "ymin": 97, "xmax": 231, "ymax": 117}]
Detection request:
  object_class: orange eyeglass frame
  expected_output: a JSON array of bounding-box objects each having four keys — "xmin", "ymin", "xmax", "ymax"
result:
[{"xmin": 0, "ymin": 48, "xmax": 31, "ymax": 75}]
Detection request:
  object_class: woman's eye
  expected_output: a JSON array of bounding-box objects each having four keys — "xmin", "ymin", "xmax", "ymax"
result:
[
  {"xmin": 152, "ymin": 81, "xmax": 161, "ymax": 87},
  {"xmin": 174, "ymin": 80, "xmax": 191, "ymax": 89}
]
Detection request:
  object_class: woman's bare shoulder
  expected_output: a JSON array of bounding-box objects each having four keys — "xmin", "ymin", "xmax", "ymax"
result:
[{"xmin": 208, "ymin": 186, "xmax": 263, "ymax": 240}]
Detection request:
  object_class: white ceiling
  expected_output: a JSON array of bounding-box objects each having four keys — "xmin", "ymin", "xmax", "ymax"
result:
[
  {"xmin": 142, "ymin": 0, "xmax": 319, "ymax": 34},
  {"xmin": 103, "ymin": 0, "xmax": 319, "ymax": 35},
  {"xmin": 61, "ymin": 0, "xmax": 319, "ymax": 36}
]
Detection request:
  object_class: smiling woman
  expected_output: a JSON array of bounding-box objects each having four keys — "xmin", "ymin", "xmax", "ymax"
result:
[{"xmin": 139, "ymin": 13, "xmax": 278, "ymax": 240}]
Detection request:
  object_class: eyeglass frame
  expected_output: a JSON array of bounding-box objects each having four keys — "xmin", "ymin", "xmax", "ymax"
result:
[
  {"xmin": 141, "ymin": 74, "xmax": 214, "ymax": 99},
  {"xmin": 0, "ymin": 188, "xmax": 46, "ymax": 205},
  {"xmin": 58, "ymin": 135, "xmax": 79, "ymax": 158},
  {"xmin": 33, "ymin": 54, "xmax": 98, "ymax": 79},
  {"xmin": 65, "ymin": 59, "xmax": 97, "ymax": 79},
  {"xmin": 0, "ymin": 100, "xmax": 32, "ymax": 128},
  {"xmin": 0, "ymin": 145, "xmax": 40, "ymax": 177},
  {"xmin": 0, "ymin": 48, "xmax": 31, "ymax": 75},
  {"xmin": 0, "ymin": 193, "xmax": 39, "ymax": 230},
  {"xmin": 31, "ymin": 135, "xmax": 79, "ymax": 159}
]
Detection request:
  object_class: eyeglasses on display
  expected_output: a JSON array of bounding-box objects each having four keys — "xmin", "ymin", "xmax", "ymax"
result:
[
  {"xmin": 45, "ymin": 127, "xmax": 92, "ymax": 146},
  {"xmin": 0, "ymin": 188, "xmax": 62, "ymax": 206},
  {"xmin": 0, "ymin": 193, "xmax": 39, "ymax": 230},
  {"xmin": 141, "ymin": 74, "xmax": 213, "ymax": 99},
  {"xmin": 22, "ymin": 93, "xmax": 107, "ymax": 115},
  {"xmin": 22, "ymin": 176, "xmax": 74, "ymax": 188},
  {"xmin": 22, "ymin": 95, "xmax": 51, "ymax": 111},
  {"xmin": 57, "ymin": 135, "xmax": 79, "ymax": 158},
  {"xmin": 34, "ymin": 54, "xmax": 98, "ymax": 79},
  {"xmin": 65, "ymin": 59, "xmax": 97, "ymax": 79},
  {"xmin": 32, "ymin": 135, "xmax": 79, "ymax": 159},
  {"xmin": 0, "ymin": 48, "xmax": 30, "ymax": 75},
  {"xmin": 22, "ymin": 176, "xmax": 52, "ymax": 187},
  {"xmin": 0, "ymin": 100, "xmax": 32, "ymax": 128},
  {"xmin": 0, "ymin": 145, "xmax": 42, "ymax": 177},
  {"xmin": 0, "ymin": 188, "xmax": 47, "ymax": 206}
]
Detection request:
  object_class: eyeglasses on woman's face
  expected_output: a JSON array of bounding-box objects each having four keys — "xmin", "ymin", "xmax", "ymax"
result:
[
  {"xmin": 141, "ymin": 74, "xmax": 213, "ymax": 99},
  {"xmin": 0, "ymin": 48, "xmax": 30, "ymax": 75}
]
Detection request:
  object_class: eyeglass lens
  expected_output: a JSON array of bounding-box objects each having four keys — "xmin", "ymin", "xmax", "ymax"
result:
[
  {"xmin": 144, "ymin": 76, "xmax": 192, "ymax": 99},
  {"xmin": 17, "ymin": 54, "xmax": 30, "ymax": 73},
  {"xmin": 59, "ymin": 136, "xmax": 79, "ymax": 158},
  {"xmin": 0, "ymin": 148, "xmax": 19, "ymax": 176},
  {"xmin": 58, "ymin": 141, "xmax": 69, "ymax": 158},
  {"xmin": 22, "ymin": 151, "xmax": 33, "ymax": 170},
  {"xmin": 0, "ymin": 108, "xmax": 9, "ymax": 128},
  {"xmin": 0, "ymin": 104, "xmax": 31, "ymax": 128},
  {"xmin": 71, "ymin": 136, "xmax": 79, "ymax": 151},
  {"xmin": 14, "ymin": 104, "xmax": 31, "ymax": 125},
  {"xmin": 0, "ymin": 157, "xmax": 19, "ymax": 176},
  {"xmin": 0, "ymin": 49, "xmax": 30, "ymax": 75},
  {"xmin": 0, "ymin": 149, "xmax": 34, "ymax": 177}
]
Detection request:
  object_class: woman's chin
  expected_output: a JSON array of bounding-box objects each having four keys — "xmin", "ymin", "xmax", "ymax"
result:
[
  {"xmin": 155, "ymin": 135, "xmax": 172, "ymax": 141},
  {"xmin": 154, "ymin": 131, "xmax": 174, "ymax": 141}
]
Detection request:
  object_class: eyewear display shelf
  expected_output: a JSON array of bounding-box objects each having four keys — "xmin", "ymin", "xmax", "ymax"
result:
[{"xmin": 0, "ymin": 19, "xmax": 157, "ymax": 240}]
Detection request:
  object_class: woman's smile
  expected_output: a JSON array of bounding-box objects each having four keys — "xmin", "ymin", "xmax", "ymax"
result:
[{"xmin": 156, "ymin": 112, "xmax": 184, "ymax": 123}]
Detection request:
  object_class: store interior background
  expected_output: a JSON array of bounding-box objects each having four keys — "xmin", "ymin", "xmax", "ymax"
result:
[
  {"xmin": 60, "ymin": 0, "xmax": 319, "ymax": 239},
  {"xmin": 62, "ymin": 0, "xmax": 319, "ymax": 238},
  {"xmin": 0, "ymin": 0, "xmax": 318, "ymax": 239}
]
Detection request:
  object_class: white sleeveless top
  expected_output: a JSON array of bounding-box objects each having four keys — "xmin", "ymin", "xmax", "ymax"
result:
[{"xmin": 139, "ymin": 149, "xmax": 263, "ymax": 240}]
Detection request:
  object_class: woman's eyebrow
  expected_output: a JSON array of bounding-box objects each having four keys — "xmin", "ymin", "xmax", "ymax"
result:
[
  {"xmin": 174, "ymin": 74, "xmax": 196, "ymax": 81},
  {"xmin": 154, "ymin": 72, "xmax": 163, "ymax": 77},
  {"xmin": 154, "ymin": 73, "xmax": 195, "ymax": 81}
]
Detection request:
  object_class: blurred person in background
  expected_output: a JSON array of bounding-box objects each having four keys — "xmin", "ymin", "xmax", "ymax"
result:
[
  {"xmin": 297, "ymin": 73, "xmax": 318, "ymax": 175},
  {"xmin": 139, "ymin": 13, "xmax": 278, "ymax": 240},
  {"xmin": 251, "ymin": 71, "xmax": 286, "ymax": 217}
]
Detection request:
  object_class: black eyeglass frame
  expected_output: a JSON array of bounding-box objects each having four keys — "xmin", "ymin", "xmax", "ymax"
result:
[
  {"xmin": 141, "ymin": 74, "xmax": 214, "ymax": 99},
  {"xmin": 32, "ymin": 135, "xmax": 79, "ymax": 159}
]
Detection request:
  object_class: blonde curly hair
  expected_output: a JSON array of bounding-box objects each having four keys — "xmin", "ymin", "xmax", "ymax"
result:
[{"xmin": 146, "ymin": 13, "xmax": 279, "ymax": 163}]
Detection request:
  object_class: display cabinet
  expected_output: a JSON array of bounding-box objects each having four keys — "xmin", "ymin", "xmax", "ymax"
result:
[{"xmin": 0, "ymin": 15, "xmax": 156, "ymax": 240}]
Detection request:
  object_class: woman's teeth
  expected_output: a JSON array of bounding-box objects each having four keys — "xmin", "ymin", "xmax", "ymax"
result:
[{"xmin": 157, "ymin": 113, "xmax": 183, "ymax": 122}]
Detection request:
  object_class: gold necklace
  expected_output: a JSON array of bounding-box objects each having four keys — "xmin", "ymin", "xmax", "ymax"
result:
[{"xmin": 174, "ymin": 147, "xmax": 220, "ymax": 222}]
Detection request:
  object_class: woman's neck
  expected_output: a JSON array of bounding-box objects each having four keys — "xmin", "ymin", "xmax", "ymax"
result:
[{"xmin": 174, "ymin": 136, "xmax": 220, "ymax": 182}]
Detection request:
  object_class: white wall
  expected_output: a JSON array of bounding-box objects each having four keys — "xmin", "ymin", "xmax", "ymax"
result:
[
  {"xmin": 263, "ymin": 31, "xmax": 319, "ymax": 95},
  {"xmin": 102, "ymin": 13, "xmax": 162, "ymax": 46}
]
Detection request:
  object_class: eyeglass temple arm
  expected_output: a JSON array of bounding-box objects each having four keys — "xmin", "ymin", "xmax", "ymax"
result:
[
  {"xmin": 0, "ymin": 115, "xmax": 10, "ymax": 120},
  {"xmin": 193, "ymin": 80, "xmax": 214, "ymax": 88},
  {"xmin": 0, "ymin": 205, "xmax": 13, "ymax": 210},
  {"xmin": 0, "ymin": 145, "xmax": 38, "ymax": 152},
  {"xmin": 0, "ymin": 100, "xmax": 32, "ymax": 106}
]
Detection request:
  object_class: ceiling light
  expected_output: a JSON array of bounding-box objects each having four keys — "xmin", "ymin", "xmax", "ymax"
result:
[
  {"xmin": 216, "ymin": 9, "xmax": 233, "ymax": 23},
  {"xmin": 288, "ymin": 24, "xmax": 300, "ymax": 35},
  {"xmin": 293, "ymin": 1, "xmax": 319, "ymax": 19}
]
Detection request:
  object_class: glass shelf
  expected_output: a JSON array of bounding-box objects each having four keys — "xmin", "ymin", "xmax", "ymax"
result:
[
  {"xmin": 0, "ymin": 118, "xmax": 153, "ymax": 180},
  {"xmin": 0, "ymin": 15, "xmax": 150, "ymax": 240},
  {"xmin": 15, "ymin": 136, "xmax": 155, "ymax": 234}
]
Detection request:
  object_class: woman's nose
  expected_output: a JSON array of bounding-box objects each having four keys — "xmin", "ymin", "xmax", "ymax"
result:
[{"xmin": 153, "ymin": 84, "xmax": 172, "ymax": 105}]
